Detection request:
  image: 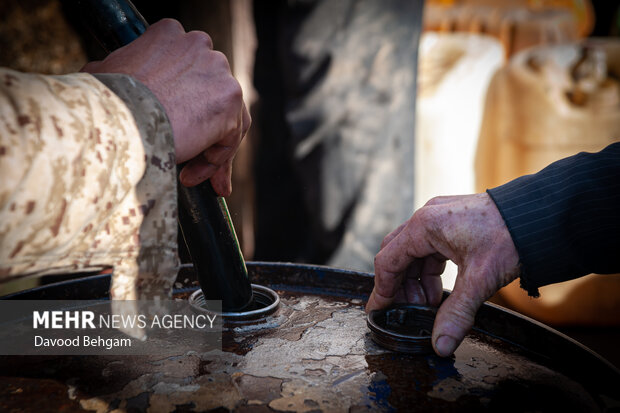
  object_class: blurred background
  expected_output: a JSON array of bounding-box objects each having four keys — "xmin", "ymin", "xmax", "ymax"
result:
[{"xmin": 1, "ymin": 0, "xmax": 619, "ymax": 360}]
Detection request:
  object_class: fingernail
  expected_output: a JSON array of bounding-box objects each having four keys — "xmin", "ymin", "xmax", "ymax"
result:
[{"xmin": 435, "ymin": 335, "xmax": 457, "ymax": 357}]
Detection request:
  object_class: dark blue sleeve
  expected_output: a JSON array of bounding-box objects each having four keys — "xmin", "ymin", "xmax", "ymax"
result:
[{"xmin": 487, "ymin": 142, "xmax": 620, "ymax": 296}]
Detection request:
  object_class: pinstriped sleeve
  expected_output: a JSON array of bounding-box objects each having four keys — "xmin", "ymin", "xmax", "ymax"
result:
[{"xmin": 487, "ymin": 142, "xmax": 620, "ymax": 297}]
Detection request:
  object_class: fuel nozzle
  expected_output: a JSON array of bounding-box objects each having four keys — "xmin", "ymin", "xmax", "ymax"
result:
[{"xmin": 177, "ymin": 179, "xmax": 254, "ymax": 312}]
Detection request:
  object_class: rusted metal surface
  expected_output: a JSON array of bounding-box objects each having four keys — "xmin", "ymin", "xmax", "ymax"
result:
[{"xmin": 1, "ymin": 262, "xmax": 619, "ymax": 412}]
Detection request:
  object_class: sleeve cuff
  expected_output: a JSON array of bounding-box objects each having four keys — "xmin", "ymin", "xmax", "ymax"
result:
[
  {"xmin": 92, "ymin": 74, "xmax": 180, "ymax": 300},
  {"xmin": 487, "ymin": 143, "xmax": 620, "ymax": 297}
]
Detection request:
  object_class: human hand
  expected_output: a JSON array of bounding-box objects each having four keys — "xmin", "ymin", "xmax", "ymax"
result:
[
  {"xmin": 366, "ymin": 193, "xmax": 520, "ymax": 357},
  {"xmin": 82, "ymin": 19, "xmax": 250, "ymax": 195}
]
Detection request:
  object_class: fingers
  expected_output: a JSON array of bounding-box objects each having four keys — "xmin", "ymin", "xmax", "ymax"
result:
[
  {"xmin": 178, "ymin": 157, "xmax": 219, "ymax": 187},
  {"xmin": 419, "ymin": 254, "xmax": 446, "ymax": 306},
  {"xmin": 80, "ymin": 17, "xmax": 249, "ymax": 193},
  {"xmin": 178, "ymin": 154, "xmax": 233, "ymax": 197},
  {"xmin": 178, "ymin": 99, "xmax": 249, "ymax": 190},
  {"xmin": 366, "ymin": 287, "xmax": 401, "ymax": 314},
  {"xmin": 202, "ymin": 144, "xmax": 236, "ymax": 166},
  {"xmin": 379, "ymin": 209, "xmax": 440, "ymax": 273},
  {"xmin": 381, "ymin": 221, "xmax": 407, "ymax": 249},
  {"xmin": 210, "ymin": 161, "xmax": 233, "ymax": 196},
  {"xmin": 366, "ymin": 256, "xmax": 403, "ymax": 312},
  {"xmin": 366, "ymin": 212, "xmax": 440, "ymax": 313},
  {"xmin": 153, "ymin": 18, "xmax": 185, "ymax": 36},
  {"xmin": 380, "ymin": 198, "xmax": 452, "ymax": 252},
  {"xmin": 402, "ymin": 276, "xmax": 427, "ymax": 304},
  {"xmin": 203, "ymin": 102, "xmax": 249, "ymax": 195},
  {"xmin": 367, "ymin": 254, "xmax": 445, "ymax": 311},
  {"xmin": 431, "ymin": 271, "xmax": 486, "ymax": 357},
  {"xmin": 186, "ymin": 30, "xmax": 213, "ymax": 50},
  {"xmin": 367, "ymin": 194, "xmax": 522, "ymax": 358}
]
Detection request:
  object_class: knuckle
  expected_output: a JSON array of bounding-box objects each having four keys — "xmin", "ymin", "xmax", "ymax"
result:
[
  {"xmin": 380, "ymin": 235, "xmax": 391, "ymax": 249},
  {"xmin": 374, "ymin": 251, "xmax": 390, "ymax": 274},
  {"xmin": 414, "ymin": 205, "xmax": 433, "ymax": 224},
  {"xmin": 211, "ymin": 50, "xmax": 231, "ymax": 69},
  {"xmin": 416, "ymin": 204, "xmax": 441, "ymax": 227},
  {"xmin": 374, "ymin": 254, "xmax": 381, "ymax": 269},
  {"xmin": 413, "ymin": 206, "xmax": 443, "ymax": 239},
  {"xmin": 373, "ymin": 255, "xmax": 384, "ymax": 275},
  {"xmin": 226, "ymin": 74, "xmax": 243, "ymax": 96},
  {"xmin": 219, "ymin": 78, "xmax": 244, "ymax": 112},
  {"xmin": 424, "ymin": 196, "xmax": 442, "ymax": 207},
  {"xmin": 229, "ymin": 80, "xmax": 243, "ymax": 101},
  {"xmin": 156, "ymin": 18, "xmax": 185, "ymax": 34},
  {"xmin": 187, "ymin": 30, "xmax": 213, "ymax": 49}
]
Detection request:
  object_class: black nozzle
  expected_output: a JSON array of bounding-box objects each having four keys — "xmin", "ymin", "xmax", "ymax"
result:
[{"xmin": 177, "ymin": 179, "xmax": 253, "ymax": 311}]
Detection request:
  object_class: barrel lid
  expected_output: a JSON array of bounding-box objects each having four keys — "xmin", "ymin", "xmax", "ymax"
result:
[{"xmin": 367, "ymin": 304, "xmax": 436, "ymax": 354}]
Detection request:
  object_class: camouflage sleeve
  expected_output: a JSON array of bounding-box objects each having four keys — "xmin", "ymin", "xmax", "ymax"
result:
[{"xmin": 0, "ymin": 68, "xmax": 179, "ymax": 300}]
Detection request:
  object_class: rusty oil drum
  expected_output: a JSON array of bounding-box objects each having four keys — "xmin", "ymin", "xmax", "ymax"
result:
[{"xmin": 1, "ymin": 262, "xmax": 619, "ymax": 412}]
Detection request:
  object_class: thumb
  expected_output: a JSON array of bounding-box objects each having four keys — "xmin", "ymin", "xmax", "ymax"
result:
[
  {"xmin": 210, "ymin": 161, "xmax": 233, "ymax": 197},
  {"xmin": 431, "ymin": 272, "xmax": 486, "ymax": 357}
]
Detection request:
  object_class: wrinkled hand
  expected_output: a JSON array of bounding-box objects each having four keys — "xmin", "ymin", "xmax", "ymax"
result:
[
  {"xmin": 366, "ymin": 193, "xmax": 520, "ymax": 357},
  {"xmin": 82, "ymin": 19, "xmax": 250, "ymax": 195}
]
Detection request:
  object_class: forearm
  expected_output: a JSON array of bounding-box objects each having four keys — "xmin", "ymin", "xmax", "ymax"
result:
[
  {"xmin": 0, "ymin": 68, "xmax": 178, "ymax": 299},
  {"xmin": 488, "ymin": 142, "xmax": 620, "ymax": 296}
]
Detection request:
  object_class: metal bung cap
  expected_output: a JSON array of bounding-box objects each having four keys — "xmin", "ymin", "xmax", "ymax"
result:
[{"xmin": 367, "ymin": 304, "xmax": 437, "ymax": 354}]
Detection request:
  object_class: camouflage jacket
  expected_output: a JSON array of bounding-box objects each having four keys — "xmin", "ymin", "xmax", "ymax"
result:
[{"xmin": 0, "ymin": 68, "xmax": 179, "ymax": 300}]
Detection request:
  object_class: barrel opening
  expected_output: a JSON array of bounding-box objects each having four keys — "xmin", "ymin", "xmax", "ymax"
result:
[{"xmin": 189, "ymin": 284, "xmax": 280, "ymax": 324}]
